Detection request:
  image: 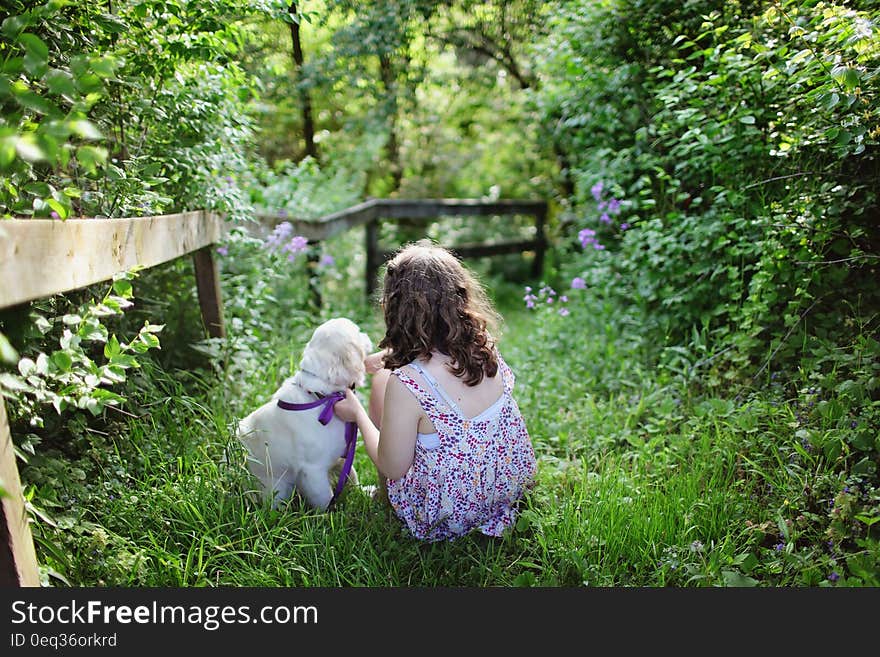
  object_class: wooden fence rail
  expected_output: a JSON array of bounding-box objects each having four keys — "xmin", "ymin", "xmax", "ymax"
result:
[
  {"xmin": 0, "ymin": 210, "xmax": 226, "ymax": 586},
  {"xmin": 258, "ymin": 198, "xmax": 548, "ymax": 296}
]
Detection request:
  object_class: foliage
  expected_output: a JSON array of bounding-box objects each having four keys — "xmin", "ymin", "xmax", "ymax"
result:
[
  {"xmin": 537, "ymin": 0, "xmax": 880, "ymax": 362},
  {"xmin": 0, "ymin": 271, "xmax": 163, "ymax": 426},
  {"xmin": 0, "ymin": 0, "xmax": 267, "ymax": 221}
]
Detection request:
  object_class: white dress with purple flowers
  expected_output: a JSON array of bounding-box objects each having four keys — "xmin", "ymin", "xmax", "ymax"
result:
[{"xmin": 386, "ymin": 354, "xmax": 537, "ymax": 542}]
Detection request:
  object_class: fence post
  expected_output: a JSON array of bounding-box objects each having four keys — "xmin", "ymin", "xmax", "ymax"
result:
[
  {"xmin": 532, "ymin": 203, "xmax": 547, "ymax": 279},
  {"xmin": 365, "ymin": 218, "xmax": 380, "ymax": 299},
  {"xmin": 0, "ymin": 399, "xmax": 41, "ymax": 587},
  {"xmin": 306, "ymin": 247, "xmax": 323, "ymax": 309},
  {"xmin": 192, "ymin": 245, "xmax": 226, "ymax": 339}
]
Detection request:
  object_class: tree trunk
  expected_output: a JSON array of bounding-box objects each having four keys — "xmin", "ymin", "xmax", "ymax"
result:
[
  {"xmin": 379, "ymin": 53, "xmax": 402, "ymax": 193},
  {"xmin": 289, "ymin": 3, "xmax": 318, "ymax": 161}
]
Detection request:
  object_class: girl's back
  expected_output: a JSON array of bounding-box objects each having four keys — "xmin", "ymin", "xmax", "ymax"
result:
[{"xmin": 387, "ymin": 351, "xmax": 536, "ymax": 541}]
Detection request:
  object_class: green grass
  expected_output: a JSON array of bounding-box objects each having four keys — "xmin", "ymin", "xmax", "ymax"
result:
[{"xmin": 20, "ymin": 280, "xmax": 879, "ymax": 587}]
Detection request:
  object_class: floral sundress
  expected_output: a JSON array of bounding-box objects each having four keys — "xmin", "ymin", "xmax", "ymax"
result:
[{"xmin": 386, "ymin": 353, "xmax": 537, "ymax": 541}]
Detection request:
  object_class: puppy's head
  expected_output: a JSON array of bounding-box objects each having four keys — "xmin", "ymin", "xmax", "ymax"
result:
[{"xmin": 297, "ymin": 317, "xmax": 372, "ymax": 395}]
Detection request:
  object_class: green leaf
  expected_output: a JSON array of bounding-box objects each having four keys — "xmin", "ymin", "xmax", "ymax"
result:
[
  {"xmin": 0, "ymin": 136, "xmax": 16, "ymax": 167},
  {"xmin": 842, "ymin": 68, "xmax": 859, "ymax": 91},
  {"xmin": 19, "ymin": 33, "xmax": 49, "ymax": 78},
  {"xmin": 739, "ymin": 115, "xmax": 756, "ymax": 124},
  {"xmin": 46, "ymin": 198, "xmax": 68, "ymax": 219},
  {"xmin": 50, "ymin": 351, "xmax": 73, "ymax": 372},
  {"xmin": 721, "ymin": 570, "xmax": 759, "ymax": 587},
  {"xmin": 1, "ymin": 15, "xmax": 30, "ymax": 39},
  {"xmin": 112, "ymin": 279, "xmax": 133, "ymax": 297},
  {"xmin": 0, "ymin": 373, "xmax": 28, "ymax": 392},
  {"xmin": 104, "ymin": 335, "xmax": 121, "ymax": 359},
  {"xmin": 75, "ymin": 145, "xmax": 107, "ymax": 173},
  {"xmin": 89, "ymin": 57, "xmax": 118, "ymax": 79},
  {"xmin": 854, "ymin": 514, "xmax": 880, "ymax": 528},
  {"xmin": 15, "ymin": 135, "xmax": 46, "ymax": 162},
  {"xmin": 69, "ymin": 119, "xmax": 102, "ymax": 140},
  {"xmin": 852, "ymin": 458, "xmax": 876, "ymax": 475},
  {"xmin": 44, "ymin": 69, "xmax": 77, "ymax": 97},
  {"xmin": 0, "ymin": 333, "xmax": 20, "ymax": 364},
  {"xmin": 139, "ymin": 333, "xmax": 160, "ymax": 349},
  {"xmin": 14, "ymin": 90, "xmax": 59, "ymax": 116}
]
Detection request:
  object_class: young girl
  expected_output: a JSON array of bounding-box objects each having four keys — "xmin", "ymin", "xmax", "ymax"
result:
[{"xmin": 332, "ymin": 241, "xmax": 537, "ymax": 541}]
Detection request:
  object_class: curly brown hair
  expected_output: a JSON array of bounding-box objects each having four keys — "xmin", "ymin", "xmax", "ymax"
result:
[{"xmin": 378, "ymin": 241, "xmax": 501, "ymax": 386}]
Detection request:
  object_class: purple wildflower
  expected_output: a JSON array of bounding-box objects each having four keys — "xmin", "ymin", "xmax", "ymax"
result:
[
  {"xmin": 558, "ymin": 307, "xmax": 570, "ymax": 317},
  {"xmin": 774, "ymin": 542, "xmax": 784, "ymax": 551},
  {"xmin": 620, "ymin": 222, "xmax": 630, "ymax": 231},
  {"xmin": 560, "ymin": 295, "xmax": 568, "ymax": 303},
  {"xmin": 579, "ymin": 228, "xmax": 601, "ymax": 249},
  {"xmin": 547, "ymin": 297, "xmax": 554, "ymax": 304},
  {"xmin": 828, "ymin": 572, "xmax": 839, "ymax": 582},
  {"xmin": 319, "ymin": 254, "xmax": 335, "ymax": 267},
  {"xmin": 265, "ymin": 221, "xmax": 294, "ymax": 251},
  {"xmin": 50, "ymin": 211, "xmax": 60, "ymax": 220},
  {"xmin": 591, "ymin": 182, "xmax": 604, "ymax": 202},
  {"xmin": 526, "ymin": 299, "xmax": 535, "ymax": 309},
  {"xmin": 607, "ymin": 198, "xmax": 621, "ymax": 214},
  {"xmin": 284, "ymin": 235, "xmax": 309, "ymax": 262},
  {"xmin": 571, "ymin": 277, "xmax": 587, "ymax": 289},
  {"xmin": 599, "ymin": 213, "xmax": 612, "ymax": 225},
  {"xmin": 593, "ymin": 242, "xmax": 606, "ymax": 250},
  {"xmin": 216, "ymin": 246, "xmax": 229, "ymax": 257}
]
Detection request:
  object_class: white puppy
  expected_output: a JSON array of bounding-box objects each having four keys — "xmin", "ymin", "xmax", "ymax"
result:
[{"xmin": 237, "ymin": 317, "xmax": 372, "ymax": 510}]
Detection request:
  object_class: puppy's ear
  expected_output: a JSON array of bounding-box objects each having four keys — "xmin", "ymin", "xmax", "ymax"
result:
[
  {"xmin": 360, "ymin": 332, "xmax": 372, "ymax": 357},
  {"xmin": 342, "ymin": 336, "xmax": 369, "ymax": 389}
]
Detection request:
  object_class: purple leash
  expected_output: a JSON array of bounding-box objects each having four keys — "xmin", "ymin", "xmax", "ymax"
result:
[{"xmin": 276, "ymin": 391, "xmax": 358, "ymax": 506}]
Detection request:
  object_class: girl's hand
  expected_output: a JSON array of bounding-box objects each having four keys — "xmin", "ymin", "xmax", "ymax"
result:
[
  {"xmin": 364, "ymin": 350, "xmax": 387, "ymax": 374},
  {"xmin": 333, "ymin": 388, "xmax": 365, "ymax": 424}
]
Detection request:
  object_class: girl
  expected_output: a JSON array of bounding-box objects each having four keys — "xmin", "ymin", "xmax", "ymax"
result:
[{"xmin": 333, "ymin": 241, "xmax": 537, "ymax": 541}]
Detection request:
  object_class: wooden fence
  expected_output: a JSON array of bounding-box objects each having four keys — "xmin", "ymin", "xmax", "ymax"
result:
[
  {"xmin": 0, "ymin": 198, "xmax": 546, "ymax": 586},
  {"xmin": 0, "ymin": 211, "xmax": 225, "ymax": 586},
  {"xmin": 259, "ymin": 198, "xmax": 548, "ymax": 296}
]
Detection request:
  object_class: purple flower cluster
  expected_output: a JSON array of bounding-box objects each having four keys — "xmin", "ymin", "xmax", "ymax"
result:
[
  {"xmin": 581, "ymin": 181, "xmax": 630, "ymax": 249},
  {"xmin": 571, "ymin": 277, "xmax": 587, "ymax": 289},
  {"xmin": 523, "ymin": 285, "xmax": 570, "ymax": 316},
  {"xmin": 319, "ymin": 254, "xmax": 336, "ymax": 267},
  {"xmin": 579, "ymin": 227, "xmax": 604, "ymax": 250},
  {"xmin": 265, "ymin": 221, "xmax": 310, "ymax": 262}
]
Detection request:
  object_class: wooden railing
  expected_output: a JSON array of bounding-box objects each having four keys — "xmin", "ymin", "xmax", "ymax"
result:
[
  {"xmin": 259, "ymin": 198, "xmax": 548, "ymax": 296},
  {"xmin": 0, "ymin": 211, "xmax": 226, "ymax": 586}
]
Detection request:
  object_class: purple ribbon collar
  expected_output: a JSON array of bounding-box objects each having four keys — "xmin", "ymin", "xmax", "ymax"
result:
[{"xmin": 276, "ymin": 391, "xmax": 357, "ymax": 506}]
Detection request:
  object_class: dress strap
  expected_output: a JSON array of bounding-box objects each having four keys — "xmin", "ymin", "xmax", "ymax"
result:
[
  {"xmin": 391, "ymin": 366, "xmax": 442, "ymax": 416},
  {"xmin": 496, "ymin": 353, "xmax": 515, "ymax": 394},
  {"xmin": 408, "ymin": 361, "xmax": 464, "ymax": 417}
]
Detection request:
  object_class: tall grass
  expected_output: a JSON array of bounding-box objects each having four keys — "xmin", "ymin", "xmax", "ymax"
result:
[{"xmin": 22, "ymin": 273, "xmax": 877, "ymax": 587}]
